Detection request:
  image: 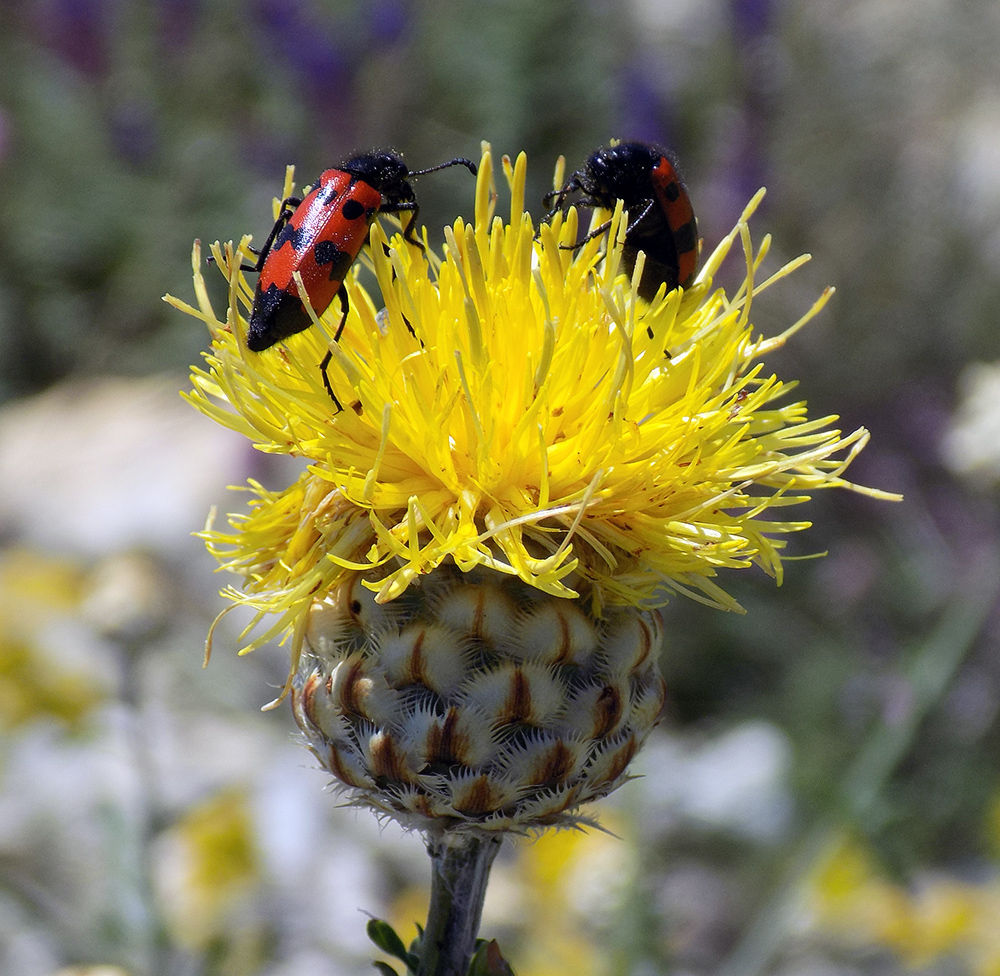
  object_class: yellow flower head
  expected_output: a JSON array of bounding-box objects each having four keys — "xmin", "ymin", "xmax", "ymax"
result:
[{"xmin": 170, "ymin": 145, "xmax": 893, "ymax": 698}]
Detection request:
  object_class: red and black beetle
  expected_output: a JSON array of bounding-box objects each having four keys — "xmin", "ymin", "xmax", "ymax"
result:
[
  {"xmin": 244, "ymin": 150, "xmax": 476, "ymax": 407},
  {"xmin": 544, "ymin": 142, "xmax": 698, "ymax": 301}
]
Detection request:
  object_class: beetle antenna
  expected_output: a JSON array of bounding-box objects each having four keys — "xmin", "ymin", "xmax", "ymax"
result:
[{"xmin": 409, "ymin": 157, "xmax": 478, "ymax": 178}]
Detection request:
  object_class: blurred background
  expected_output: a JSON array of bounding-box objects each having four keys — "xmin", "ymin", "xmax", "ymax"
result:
[{"xmin": 2, "ymin": 0, "xmax": 1000, "ymax": 974}]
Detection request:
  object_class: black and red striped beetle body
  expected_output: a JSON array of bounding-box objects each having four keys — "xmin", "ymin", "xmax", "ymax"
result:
[
  {"xmin": 246, "ymin": 151, "xmax": 477, "ymax": 358},
  {"xmin": 545, "ymin": 142, "xmax": 698, "ymax": 301}
]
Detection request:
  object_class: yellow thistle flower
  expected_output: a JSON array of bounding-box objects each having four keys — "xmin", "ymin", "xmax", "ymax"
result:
[
  {"xmin": 169, "ymin": 144, "xmax": 894, "ymax": 837},
  {"xmin": 173, "ymin": 147, "xmax": 888, "ymax": 673}
]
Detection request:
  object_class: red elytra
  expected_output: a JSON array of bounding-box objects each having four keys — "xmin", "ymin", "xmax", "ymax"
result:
[
  {"xmin": 242, "ymin": 151, "xmax": 476, "ymax": 409},
  {"xmin": 247, "ymin": 168, "xmax": 382, "ymax": 353},
  {"xmin": 647, "ymin": 152, "xmax": 697, "ymax": 289}
]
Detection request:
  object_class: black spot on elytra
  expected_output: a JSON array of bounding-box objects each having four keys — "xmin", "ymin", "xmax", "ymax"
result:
[
  {"xmin": 663, "ymin": 182, "xmax": 680, "ymax": 202},
  {"xmin": 672, "ymin": 219, "xmax": 697, "ymax": 253},
  {"xmin": 316, "ymin": 183, "xmax": 339, "ymax": 205},
  {"xmin": 340, "ymin": 198, "xmax": 366, "ymax": 221},
  {"xmin": 313, "ymin": 240, "xmax": 356, "ymax": 283},
  {"xmin": 275, "ymin": 222, "xmax": 308, "ymax": 251}
]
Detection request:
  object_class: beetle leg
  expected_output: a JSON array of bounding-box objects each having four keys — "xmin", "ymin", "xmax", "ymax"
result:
[
  {"xmin": 252, "ymin": 196, "xmax": 303, "ymax": 272},
  {"xmin": 381, "ymin": 201, "xmax": 424, "ymax": 251},
  {"xmin": 318, "ymin": 282, "xmax": 350, "ymax": 412},
  {"xmin": 319, "ymin": 350, "xmax": 341, "ymax": 413}
]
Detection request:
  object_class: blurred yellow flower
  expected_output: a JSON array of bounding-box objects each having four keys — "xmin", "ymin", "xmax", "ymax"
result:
[
  {"xmin": 0, "ymin": 549, "xmax": 102, "ymax": 731},
  {"xmin": 810, "ymin": 835, "xmax": 1000, "ymax": 973},
  {"xmin": 155, "ymin": 788, "xmax": 261, "ymax": 952},
  {"xmin": 511, "ymin": 818, "xmax": 631, "ymax": 976}
]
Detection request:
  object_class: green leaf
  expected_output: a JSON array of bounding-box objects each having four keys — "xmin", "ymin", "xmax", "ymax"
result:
[
  {"xmin": 408, "ymin": 927, "xmax": 424, "ymax": 965},
  {"xmin": 372, "ymin": 963, "xmax": 399, "ymax": 976},
  {"xmin": 367, "ymin": 919, "xmax": 411, "ymax": 963},
  {"xmin": 468, "ymin": 939, "xmax": 515, "ymax": 976}
]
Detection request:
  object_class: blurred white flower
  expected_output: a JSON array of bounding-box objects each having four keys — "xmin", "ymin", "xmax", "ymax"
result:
[
  {"xmin": 943, "ymin": 362, "xmax": 1000, "ymax": 485},
  {"xmin": 630, "ymin": 721, "xmax": 793, "ymax": 841}
]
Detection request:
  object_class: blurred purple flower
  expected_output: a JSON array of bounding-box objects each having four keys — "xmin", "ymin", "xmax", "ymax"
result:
[
  {"xmin": 110, "ymin": 101, "xmax": 159, "ymax": 169},
  {"xmin": 31, "ymin": 0, "xmax": 110, "ymax": 78},
  {"xmin": 157, "ymin": 0, "xmax": 198, "ymax": 53},
  {"xmin": 731, "ymin": 0, "xmax": 772, "ymax": 40},
  {"xmin": 370, "ymin": 0, "xmax": 408, "ymax": 45},
  {"xmin": 618, "ymin": 64, "xmax": 677, "ymax": 149},
  {"xmin": 255, "ymin": 0, "xmax": 351, "ymax": 96}
]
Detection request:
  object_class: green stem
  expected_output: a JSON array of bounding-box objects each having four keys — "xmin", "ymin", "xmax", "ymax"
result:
[{"xmin": 418, "ymin": 832, "xmax": 502, "ymax": 976}]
